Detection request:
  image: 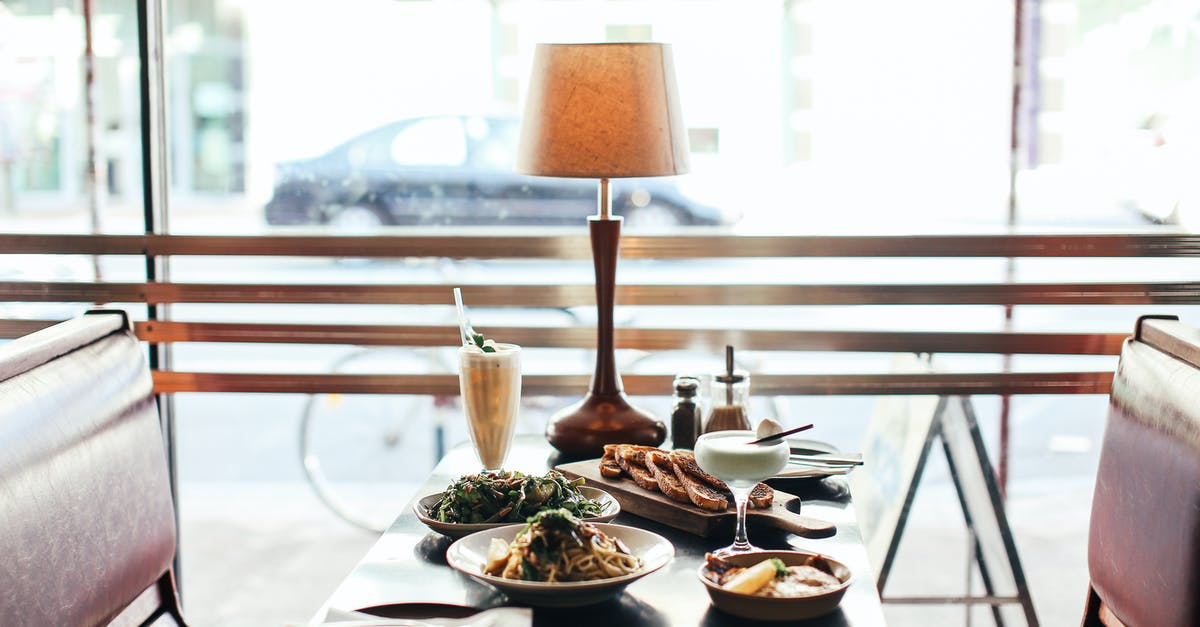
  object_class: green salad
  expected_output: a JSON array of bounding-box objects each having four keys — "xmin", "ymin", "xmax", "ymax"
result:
[{"xmin": 430, "ymin": 469, "xmax": 604, "ymax": 524}]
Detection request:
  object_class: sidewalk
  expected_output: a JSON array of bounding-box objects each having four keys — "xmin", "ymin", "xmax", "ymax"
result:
[{"xmin": 178, "ymin": 483, "xmax": 392, "ymax": 627}]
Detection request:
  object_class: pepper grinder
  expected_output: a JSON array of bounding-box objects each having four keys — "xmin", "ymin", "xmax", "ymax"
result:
[
  {"xmin": 703, "ymin": 345, "xmax": 750, "ymax": 433},
  {"xmin": 670, "ymin": 376, "xmax": 702, "ymax": 450}
]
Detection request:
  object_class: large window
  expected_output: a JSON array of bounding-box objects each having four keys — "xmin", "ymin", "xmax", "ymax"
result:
[{"xmin": 5, "ymin": 1, "xmax": 1197, "ymax": 235}]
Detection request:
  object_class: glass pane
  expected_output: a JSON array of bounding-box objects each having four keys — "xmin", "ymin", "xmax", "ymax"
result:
[
  {"xmin": 1020, "ymin": 0, "xmax": 1200, "ymax": 231},
  {"xmin": 0, "ymin": 0, "xmax": 144, "ymax": 235},
  {"xmin": 157, "ymin": 1, "xmax": 1011, "ymax": 235}
]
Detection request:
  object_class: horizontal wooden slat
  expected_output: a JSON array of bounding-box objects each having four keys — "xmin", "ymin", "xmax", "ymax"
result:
[
  {"xmin": 132, "ymin": 321, "xmax": 1127, "ymax": 355},
  {"xmin": 150, "ymin": 370, "xmax": 1114, "ymax": 396},
  {"xmin": 2, "ymin": 232, "xmax": 1199, "ymax": 259},
  {"xmin": 752, "ymin": 371, "xmax": 1113, "ymax": 396},
  {"xmin": 135, "ymin": 321, "xmax": 463, "ymax": 346},
  {"xmin": 0, "ymin": 319, "xmax": 59, "ymax": 338},
  {"xmin": 4, "ymin": 281, "xmax": 1199, "ymax": 306}
]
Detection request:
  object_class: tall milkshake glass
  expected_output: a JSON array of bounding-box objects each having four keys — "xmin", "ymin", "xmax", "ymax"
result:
[{"xmin": 458, "ymin": 343, "xmax": 521, "ymax": 472}]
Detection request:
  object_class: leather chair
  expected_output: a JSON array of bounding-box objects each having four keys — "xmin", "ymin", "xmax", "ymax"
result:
[
  {"xmin": 0, "ymin": 311, "xmax": 185, "ymax": 626},
  {"xmin": 1083, "ymin": 315, "xmax": 1200, "ymax": 627}
]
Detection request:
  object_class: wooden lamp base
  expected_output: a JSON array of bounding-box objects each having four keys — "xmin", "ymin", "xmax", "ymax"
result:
[{"xmin": 546, "ymin": 391, "xmax": 666, "ymax": 459}]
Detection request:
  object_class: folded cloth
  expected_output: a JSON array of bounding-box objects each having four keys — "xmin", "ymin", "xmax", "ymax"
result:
[{"xmin": 295, "ymin": 606, "xmax": 532, "ymax": 627}]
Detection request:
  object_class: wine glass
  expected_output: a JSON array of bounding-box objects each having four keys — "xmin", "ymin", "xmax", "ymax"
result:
[
  {"xmin": 694, "ymin": 430, "xmax": 789, "ymax": 555},
  {"xmin": 457, "ymin": 342, "xmax": 521, "ymax": 472}
]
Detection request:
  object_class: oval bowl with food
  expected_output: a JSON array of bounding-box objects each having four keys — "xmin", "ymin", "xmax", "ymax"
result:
[
  {"xmin": 445, "ymin": 509, "xmax": 673, "ymax": 607},
  {"xmin": 414, "ymin": 469, "xmax": 619, "ymax": 539},
  {"xmin": 698, "ymin": 550, "xmax": 852, "ymax": 621}
]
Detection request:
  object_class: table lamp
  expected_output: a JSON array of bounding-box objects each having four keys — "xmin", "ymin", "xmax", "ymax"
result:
[{"xmin": 516, "ymin": 42, "xmax": 690, "ymax": 458}]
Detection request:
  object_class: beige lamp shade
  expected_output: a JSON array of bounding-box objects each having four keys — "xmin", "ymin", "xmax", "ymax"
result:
[{"xmin": 516, "ymin": 43, "xmax": 690, "ymax": 179}]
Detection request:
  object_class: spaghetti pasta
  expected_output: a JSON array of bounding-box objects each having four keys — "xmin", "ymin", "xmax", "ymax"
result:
[{"xmin": 484, "ymin": 509, "xmax": 643, "ymax": 582}]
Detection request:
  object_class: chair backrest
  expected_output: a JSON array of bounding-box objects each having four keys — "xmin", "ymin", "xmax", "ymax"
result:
[
  {"xmin": 1085, "ymin": 316, "xmax": 1200, "ymax": 627},
  {"xmin": 0, "ymin": 311, "xmax": 183, "ymax": 627}
]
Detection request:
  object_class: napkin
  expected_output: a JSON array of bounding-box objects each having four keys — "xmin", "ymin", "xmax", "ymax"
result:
[{"xmin": 296, "ymin": 606, "xmax": 532, "ymax": 627}]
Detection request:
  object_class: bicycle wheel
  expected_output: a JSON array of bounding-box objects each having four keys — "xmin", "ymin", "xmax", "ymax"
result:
[{"xmin": 300, "ymin": 346, "xmax": 450, "ymax": 532}]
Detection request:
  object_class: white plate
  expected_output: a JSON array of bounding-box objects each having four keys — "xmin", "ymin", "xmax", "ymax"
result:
[
  {"xmin": 414, "ymin": 486, "xmax": 619, "ymax": 539},
  {"xmin": 445, "ymin": 523, "xmax": 674, "ymax": 607},
  {"xmin": 788, "ymin": 438, "xmax": 839, "ymax": 456}
]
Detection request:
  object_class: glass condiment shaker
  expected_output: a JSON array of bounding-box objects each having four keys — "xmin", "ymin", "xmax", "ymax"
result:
[
  {"xmin": 703, "ymin": 368, "xmax": 750, "ymax": 433},
  {"xmin": 670, "ymin": 376, "xmax": 702, "ymax": 450}
]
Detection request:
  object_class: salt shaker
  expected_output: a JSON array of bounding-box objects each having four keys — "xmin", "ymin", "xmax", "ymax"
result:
[
  {"xmin": 670, "ymin": 376, "xmax": 702, "ymax": 449},
  {"xmin": 703, "ymin": 345, "xmax": 751, "ymax": 433}
]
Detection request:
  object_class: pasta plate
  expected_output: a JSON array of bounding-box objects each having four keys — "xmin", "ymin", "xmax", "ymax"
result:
[{"xmin": 445, "ymin": 523, "xmax": 674, "ymax": 607}]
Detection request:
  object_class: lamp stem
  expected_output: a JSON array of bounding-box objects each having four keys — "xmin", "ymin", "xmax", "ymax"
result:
[
  {"xmin": 589, "ymin": 205, "xmax": 620, "ymax": 396},
  {"xmin": 597, "ymin": 177, "xmax": 612, "ymax": 219}
]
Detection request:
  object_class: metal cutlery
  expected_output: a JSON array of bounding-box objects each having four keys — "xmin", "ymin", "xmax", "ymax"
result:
[{"xmin": 788, "ymin": 453, "xmax": 863, "ymax": 467}]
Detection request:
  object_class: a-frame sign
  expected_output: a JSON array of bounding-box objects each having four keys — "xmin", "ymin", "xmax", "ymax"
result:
[{"xmin": 849, "ymin": 355, "xmax": 1039, "ymax": 626}]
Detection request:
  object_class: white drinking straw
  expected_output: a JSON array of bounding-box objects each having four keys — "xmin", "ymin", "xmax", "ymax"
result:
[{"xmin": 452, "ymin": 287, "xmax": 475, "ymax": 346}]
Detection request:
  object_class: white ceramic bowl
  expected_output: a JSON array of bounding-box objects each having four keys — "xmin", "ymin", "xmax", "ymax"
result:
[
  {"xmin": 445, "ymin": 523, "xmax": 673, "ymax": 607},
  {"xmin": 698, "ymin": 550, "xmax": 852, "ymax": 621},
  {"xmin": 414, "ymin": 486, "xmax": 619, "ymax": 539}
]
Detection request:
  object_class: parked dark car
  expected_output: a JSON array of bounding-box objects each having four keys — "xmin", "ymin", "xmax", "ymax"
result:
[{"xmin": 265, "ymin": 115, "xmax": 732, "ymax": 230}]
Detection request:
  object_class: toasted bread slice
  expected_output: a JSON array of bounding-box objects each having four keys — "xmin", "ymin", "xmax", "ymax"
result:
[
  {"xmin": 672, "ymin": 462, "xmax": 729, "ymax": 511},
  {"xmin": 669, "ymin": 450, "xmax": 729, "ymax": 491},
  {"xmin": 615, "ymin": 445, "xmax": 660, "ymax": 492},
  {"xmin": 748, "ymin": 482, "xmax": 774, "ymax": 508},
  {"xmin": 623, "ymin": 462, "xmax": 660, "ymax": 492},
  {"xmin": 646, "ymin": 450, "xmax": 691, "ymax": 503},
  {"xmin": 599, "ymin": 444, "xmax": 624, "ymax": 478},
  {"xmin": 616, "ymin": 444, "xmax": 659, "ymax": 468}
]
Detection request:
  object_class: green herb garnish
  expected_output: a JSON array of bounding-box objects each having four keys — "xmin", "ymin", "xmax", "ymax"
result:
[
  {"xmin": 471, "ymin": 332, "xmax": 496, "ymax": 353},
  {"xmin": 430, "ymin": 470, "xmax": 602, "ymax": 524},
  {"xmin": 770, "ymin": 558, "xmax": 788, "ymax": 578}
]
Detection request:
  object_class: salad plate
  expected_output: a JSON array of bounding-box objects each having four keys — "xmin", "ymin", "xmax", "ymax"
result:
[
  {"xmin": 445, "ymin": 522, "xmax": 673, "ymax": 607},
  {"xmin": 415, "ymin": 486, "xmax": 619, "ymax": 539}
]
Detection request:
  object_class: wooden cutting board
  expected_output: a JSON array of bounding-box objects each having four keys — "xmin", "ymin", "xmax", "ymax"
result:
[{"xmin": 555, "ymin": 458, "xmax": 836, "ymax": 539}]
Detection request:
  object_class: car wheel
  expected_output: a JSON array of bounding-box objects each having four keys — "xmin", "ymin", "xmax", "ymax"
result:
[
  {"xmin": 624, "ymin": 204, "xmax": 682, "ymax": 230},
  {"xmin": 328, "ymin": 205, "xmax": 386, "ymax": 232}
]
